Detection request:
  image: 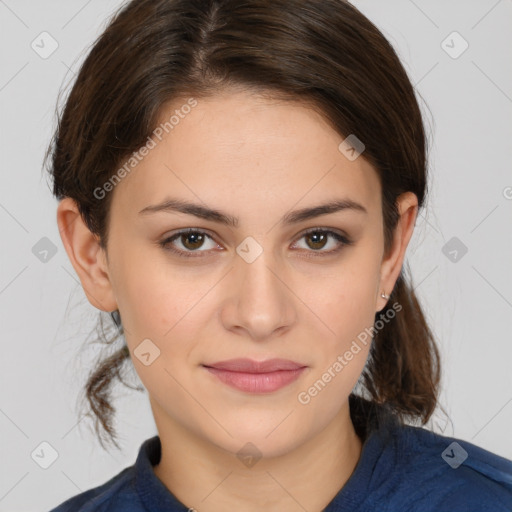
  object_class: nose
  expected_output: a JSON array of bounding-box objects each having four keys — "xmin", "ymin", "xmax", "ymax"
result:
[{"xmin": 220, "ymin": 247, "xmax": 297, "ymax": 342}]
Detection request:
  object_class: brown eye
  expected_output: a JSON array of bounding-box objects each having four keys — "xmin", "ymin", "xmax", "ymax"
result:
[
  {"xmin": 159, "ymin": 229, "xmax": 218, "ymax": 257},
  {"xmin": 304, "ymin": 231, "xmax": 329, "ymax": 250},
  {"xmin": 180, "ymin": 232, "xmax": 206, "ymax": 250},
  {"xmin": 293, "ymin": 229, "xmax": 351, "ymax": 256}
]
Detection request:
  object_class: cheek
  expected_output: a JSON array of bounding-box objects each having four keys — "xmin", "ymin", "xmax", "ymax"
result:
[
  {"xmin": 110, "ymin": 241, "xmax": 196, "ymax": 332},
  {"xmin": 111, "ymin": 252, "xmax": 220, "ymax": 376},
  {"xmin": 309, "ymin": 256, "xmax": 380, "ymax": 350},
  {"xmin": 112, "ymin": 259, "xmax": 210, "ymax": 410},
  {"xmin": 296, "ymin": 269, "xmax": 378, "ymax": 413}
]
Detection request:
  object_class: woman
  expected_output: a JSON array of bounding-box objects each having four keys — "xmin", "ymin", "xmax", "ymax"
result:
[{"xmin": 47, "ymin": 0, "xmax": 512, "ymax": 510}]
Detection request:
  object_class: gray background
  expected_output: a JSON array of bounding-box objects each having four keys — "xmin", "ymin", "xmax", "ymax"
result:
[{"xmin": 1, "ymin": 0, "xmax": 511, "ymax": 510}]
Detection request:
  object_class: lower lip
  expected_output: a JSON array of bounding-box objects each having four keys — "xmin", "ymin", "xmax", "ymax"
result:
[{"xmin": 203, "ymin": 366, "xmax": 306, "ymax": 393}]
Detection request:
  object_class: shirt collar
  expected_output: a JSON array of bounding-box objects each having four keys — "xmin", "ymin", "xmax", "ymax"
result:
[{"xmin": 135, "ymin": 435, "xmax": 191, "ymax": 511}]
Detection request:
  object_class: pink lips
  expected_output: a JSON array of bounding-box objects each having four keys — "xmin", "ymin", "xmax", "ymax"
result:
[{"xmin": 202, "ymin": 358, "xmax": 307, "ymax": 393}]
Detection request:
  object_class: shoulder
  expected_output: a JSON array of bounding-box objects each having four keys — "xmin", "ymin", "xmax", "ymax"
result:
[
  {"xmin": 48, "ymin": 435, "xmax": 191, "ymax": 512},
  {"xmin": 48, "ymin": 465, "xmax": 139, "ymax": 512},
  {"xmin": 377, "ymin": 423, "xmax": 512, "ymax": 511},
  {"xmin": 46, "ymin": 436, "xmax": 152, "ymax": 512},
  {"xmin": 47, "ymin": 435, "xmax": 165, "ymax": 512}
]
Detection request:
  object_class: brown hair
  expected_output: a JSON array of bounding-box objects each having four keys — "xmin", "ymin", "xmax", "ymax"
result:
[{"xmin": 46, "ymin": 0, "xmax": 441, "ymax": 449}]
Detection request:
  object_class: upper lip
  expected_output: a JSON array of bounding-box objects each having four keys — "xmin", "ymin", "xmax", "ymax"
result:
[{"xmin": 203, "ymin": 358, "xmax": 306, "ymax": 373}]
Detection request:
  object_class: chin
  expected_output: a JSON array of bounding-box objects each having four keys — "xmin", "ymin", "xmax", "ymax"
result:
[{"xmin": 205, "ymin": 422, "xmax": 307, "ymax": 462}]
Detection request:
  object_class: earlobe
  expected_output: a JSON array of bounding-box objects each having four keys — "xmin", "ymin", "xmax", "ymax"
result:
[
  {"xmin": 377, "ymin": 192, "xmax": 418, "ymax": 310},
  {"xmin": 56, "ymin": 198, "xmax": 117, "ymax": 312}
]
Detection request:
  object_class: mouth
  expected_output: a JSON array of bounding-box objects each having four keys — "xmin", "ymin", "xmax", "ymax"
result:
[{"xmin": 201, "ymin": 358, "xmax": 307, "ymax": 393}]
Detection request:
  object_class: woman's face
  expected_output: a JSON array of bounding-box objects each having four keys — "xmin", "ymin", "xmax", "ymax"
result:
[{"xmin": 70, "ymin": 89, "xmax": 416, "ymax": 457}]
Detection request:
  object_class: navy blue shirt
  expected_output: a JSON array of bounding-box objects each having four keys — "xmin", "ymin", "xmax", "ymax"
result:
[{"xmin": 49, "ymin": 420, "xmax": 512, "ymax": 511}]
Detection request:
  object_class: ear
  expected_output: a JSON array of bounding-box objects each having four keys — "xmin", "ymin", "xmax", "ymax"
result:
[
  {"xmin": 56, "ymin": 198, "xmax": 117, "ymax": 312},
  {"xmin": 377, "ymin": 191, "xmax": 418, "ymax": 311}
]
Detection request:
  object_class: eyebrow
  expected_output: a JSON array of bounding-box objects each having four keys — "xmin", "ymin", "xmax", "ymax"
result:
[{"xmin": 138, "ymin": 197, "xmax": 367, "ymax": 227}]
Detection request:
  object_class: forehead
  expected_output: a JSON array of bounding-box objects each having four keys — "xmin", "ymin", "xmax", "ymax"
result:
[{"xmin": 111, "ymin": 90, "xmax": 381, "ymax": 219}]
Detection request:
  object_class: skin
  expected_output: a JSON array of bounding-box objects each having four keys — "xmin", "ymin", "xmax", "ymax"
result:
[{"xmin": 57, "ymin": 88, "xmax": 418, "ymax": 512}]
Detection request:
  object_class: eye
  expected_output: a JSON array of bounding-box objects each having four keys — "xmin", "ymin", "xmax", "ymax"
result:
[
  {"xmin": 158, "ymin": 227, "xmax": 352, "ymax": 258},
  {"xmin": 291, "ymin": 228, "xmax": 352, "ymax": 257},
  {"xmin": 159, "ymin": 229, "xmax": 220, "ymax": 257}
]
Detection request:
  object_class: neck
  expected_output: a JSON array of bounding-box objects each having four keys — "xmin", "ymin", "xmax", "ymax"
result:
[{"xmin": 152, "ymin": 399, "xmax": 363, "ymax": 512}]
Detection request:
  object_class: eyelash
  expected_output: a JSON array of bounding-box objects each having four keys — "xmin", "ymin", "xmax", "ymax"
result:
[{"xmin": 158, "ymin": 227, "xmax": 353, "ymax": 259}]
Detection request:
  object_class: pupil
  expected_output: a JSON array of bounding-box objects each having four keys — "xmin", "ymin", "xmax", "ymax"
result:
[
  {"xmin": 308, "ymin": 232, "xmax": 326, "ymax": 249},
  {"xmin": 183, "ymin": 233, "xmax": 204, "ymax": 249}
]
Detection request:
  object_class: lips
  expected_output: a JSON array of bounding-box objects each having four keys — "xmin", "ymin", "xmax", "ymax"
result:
[
  {"xmin": 202, "ymin": 358, "xmax": 305, "ymax": 373},
  {"xmin": 202, "ymin": 358, "xmax": 308, "ymax": 393}
]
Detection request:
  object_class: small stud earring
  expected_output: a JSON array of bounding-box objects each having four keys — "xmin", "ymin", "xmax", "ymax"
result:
[{"xmin": 380, "ymin": 292, "xmax": 389, "ymax": 300}]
